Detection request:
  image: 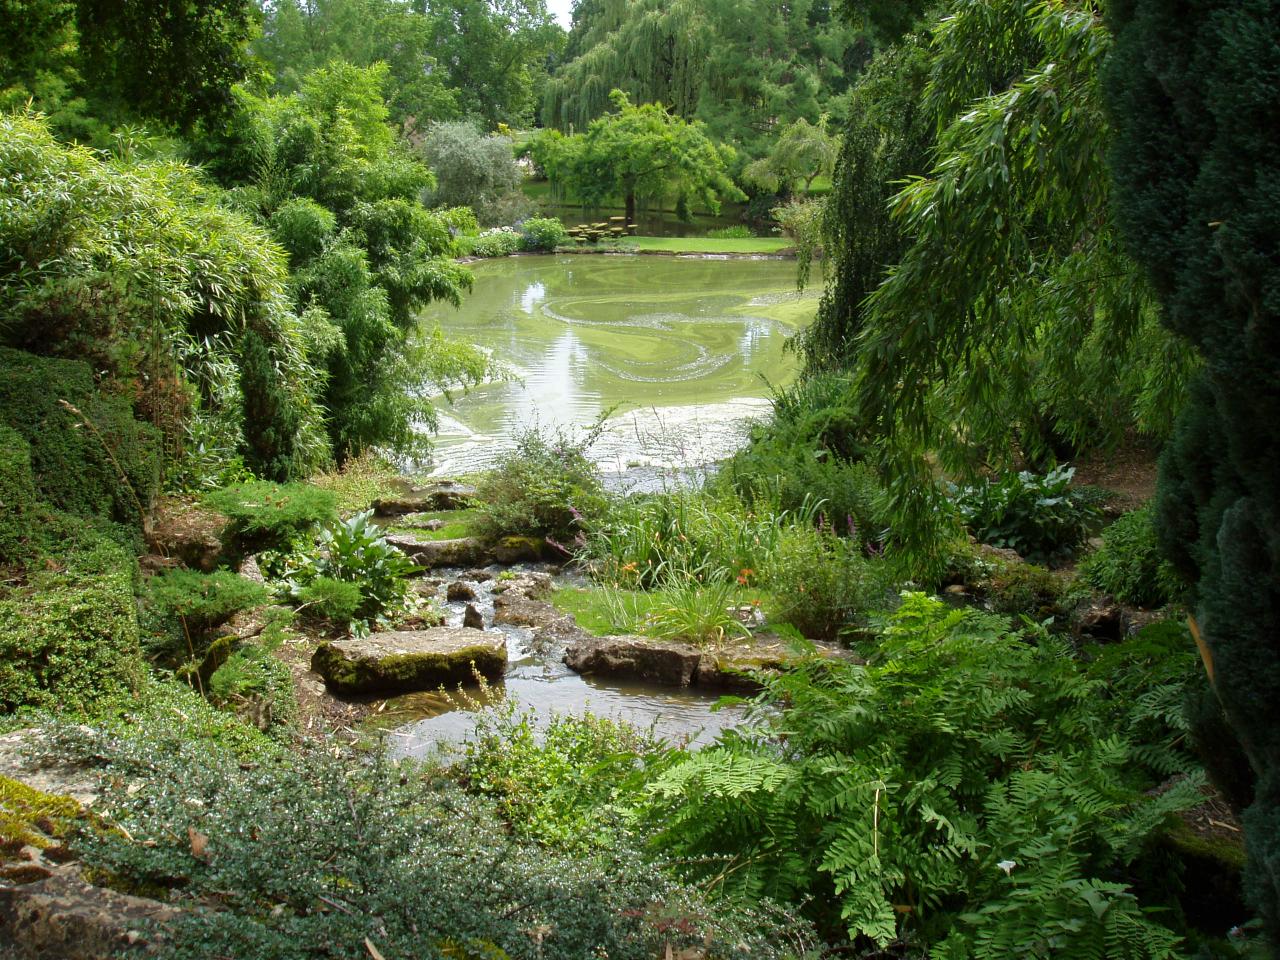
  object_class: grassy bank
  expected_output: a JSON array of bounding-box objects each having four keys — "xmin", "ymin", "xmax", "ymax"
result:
[{"xmin": 622, "ymin": 236, "xmax": 793, "ymax": 255}]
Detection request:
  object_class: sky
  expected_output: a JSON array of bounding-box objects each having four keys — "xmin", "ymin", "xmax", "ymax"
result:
[{"xmin": 548, "ymin": 0, "xmax": 573, "ymax": 28}]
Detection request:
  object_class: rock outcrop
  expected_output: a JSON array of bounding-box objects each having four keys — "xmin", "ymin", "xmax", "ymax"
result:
[
  {"xmin": 0, "ymin": 867, "xmax": 178, "ymax": 959},
  {"xmin": 372, "ymin": 481, "xmax": 478, "ymax": 516},
  {"xmin": 311, "ymin": 627, "xmax": 506, "ymax": 694},
  {"xmin": 144, "ymin": 497, "xmax": 227, "ymax": 571}
]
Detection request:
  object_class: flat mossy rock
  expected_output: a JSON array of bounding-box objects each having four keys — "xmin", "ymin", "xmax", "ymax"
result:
[
  {"xmin": 312, "ymin": 627, "xmax": 506, "ymax": 694},
  {"xmin": 0, "ymin": 866, "xmax": 178, "ymax": 959}
]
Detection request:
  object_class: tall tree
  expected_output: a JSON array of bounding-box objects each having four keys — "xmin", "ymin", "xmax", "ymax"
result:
[
  {"xmin": 75, "ymin": 0, "xmax": 258, "ymax": 130},
  {"xmin": 255, "ymin": 0, "xmax": 458, "ymax": 125},
  {"xmin": 545, "ymin": 0, "xmax": 863, "ymax": 161},
  {"xmin": 1107, "ymin": 0, "xmax": 1280, "ymax": 940},
  {"xmin": 828, "ymin": 0, "xmax": 1194, "ymax": 559},
  {"xmin": 558, "ymin": 89, "xmax": 743, "ymax": 223}
]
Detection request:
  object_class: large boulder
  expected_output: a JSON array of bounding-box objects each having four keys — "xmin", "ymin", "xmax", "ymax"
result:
[
  {"xmin": 564, "ymin": 634, "xmax": 849, "ymax": 692},
  {"xmin": 311, "ymin": 628, "xmax": 506, "ymax": 694},
  {"xmin": 144, "ymin": 497, "xmax": 227, "ymax": 572}
]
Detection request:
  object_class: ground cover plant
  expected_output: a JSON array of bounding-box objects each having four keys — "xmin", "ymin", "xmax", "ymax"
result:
[{"xmin": 32, "ymin": 714, "xmax": 814, "ymax": 960}]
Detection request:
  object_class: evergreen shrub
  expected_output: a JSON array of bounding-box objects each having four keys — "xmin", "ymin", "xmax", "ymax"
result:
[
  {"xmin": 48, "ymin": 726, "xmax": 811, "ymax": 960},
  {"xmin": 0, "ymin": 426, "xmax": 36, "ymax": 564},
  {"xmin": 293, "ymin": 576, "xmax": 362, "ymax": 625},
  {"xmin": 0, "ymin": 348, "xmax": 160, "ymax": 526},
  {"xmin": 0, "ymin": 517, "xmax": 144, "ymax": 711},
  {"xmin": 145, "ymin": 570, "xmax": 269, "ymax": 634},
  {"xmin": 204, "ymin": 481, "xmax": 337, "ymax": 553}
]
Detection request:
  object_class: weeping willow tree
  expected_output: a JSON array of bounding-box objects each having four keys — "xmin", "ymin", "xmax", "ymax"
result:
[
  {"xmin": 823, "ymin": 0, "xmax": 1197, "ymax": 559},
  {"xmin": 544, "ymin": 0, "xmax": 861, "ymax": 159}
]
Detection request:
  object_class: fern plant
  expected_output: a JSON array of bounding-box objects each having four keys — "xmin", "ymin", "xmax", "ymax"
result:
[{"xmin": 637, "ymin": 594, "xmax": 1202, "ymax": 955}]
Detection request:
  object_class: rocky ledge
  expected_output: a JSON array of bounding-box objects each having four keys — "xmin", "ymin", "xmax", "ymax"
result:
[
  {"xmin": 372, "ymin": 480, "xmax": 478, "ymax": 516},
  {"xmin": 383, "ymin": 535, "xmax": 549, "ymax": 570},
  {"xmin": 311, "ymin": 627, "xmax": 507, "ymax": 694}
]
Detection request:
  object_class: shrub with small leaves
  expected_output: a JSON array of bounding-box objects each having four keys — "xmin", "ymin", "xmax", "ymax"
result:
[
  {"xmin": 42, "ymin": 723, "xmax": 813, "ymax": 960},
  {"xmin": 459, "ymin": 227, "xmax": 521, "ymax": 258}
]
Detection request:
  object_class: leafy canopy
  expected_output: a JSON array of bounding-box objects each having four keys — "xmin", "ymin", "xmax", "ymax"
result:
[{"xmin": 551, "ymin": 89, "xmax": 744, "ymax": 219}]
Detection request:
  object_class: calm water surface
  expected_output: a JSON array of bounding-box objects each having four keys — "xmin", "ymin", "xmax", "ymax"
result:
[{"xmin": 416, "ymin": 255, "xmax": 818, "ymax": 479}]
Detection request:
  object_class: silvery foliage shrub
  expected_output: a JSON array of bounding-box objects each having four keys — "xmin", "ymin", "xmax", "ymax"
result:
[
  {"xmin": 418, "ymin": 121, "xmax": 529, "ymax": 225},
  {"xmin": 48, "ymin": 721, "xmax": 812, "ymax": 960}
]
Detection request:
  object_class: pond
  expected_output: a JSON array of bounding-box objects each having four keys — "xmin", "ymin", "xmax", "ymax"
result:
[{"xmin": 416, "ymin": 254, "xmax": 818, "ymax": 482}]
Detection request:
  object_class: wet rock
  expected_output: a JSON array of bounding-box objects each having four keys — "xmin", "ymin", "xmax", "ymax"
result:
[
  {"xmin": 311, "ymin": 627, "xmax": 506, "ymax": 694},
  {"xmin": 0, "ymin": 866, "xmax": 179, "ymax": 959},
  {"xmin": 372, "ymin": 481, "xmax": 478, "ymax": 516},
  {"xmin": 564, "ymin": 636, "xmax": 703, "ymax": 686},
  {"xmin": 144, "ymin": 497, "xmax": 227, "ymax": 571},
  {"xmin": 490, "ymin": 571, "xmax": 553, "ymax": 600},
  {"xmin": 446, "ymin": 580, "xmax": 477, "ymax": 602},
  {"xmin": 564, "ymin": 635, "xmax": 849, "ymax": 692},
  {"xmin": 463, "ymin": 603, "xmax": 484, "ymax": 630},
  {"xmin": 464, "ymin": 568, "xmax": 494, "ymax": 583},
  {"xmin": 385, "ymin": 536, "xmax": 490, "ymax": 570},
  {"xmin": 1073, "ymin": 599, "xmax": 1125, "ymax": 642},
  {"xmin": 492, "ymin": 536, "xmax": 545, "ymax": 564}
]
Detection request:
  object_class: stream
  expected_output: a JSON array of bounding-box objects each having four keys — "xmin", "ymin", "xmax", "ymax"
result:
[{"xmin": 378, "ymin": 565, "xmax": 747, "ymax": 758}]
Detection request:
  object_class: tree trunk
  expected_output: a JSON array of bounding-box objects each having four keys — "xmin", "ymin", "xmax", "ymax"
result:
[{"xmin": 625, "ymin": 192, "xmax": 636, "ymax": 224}]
